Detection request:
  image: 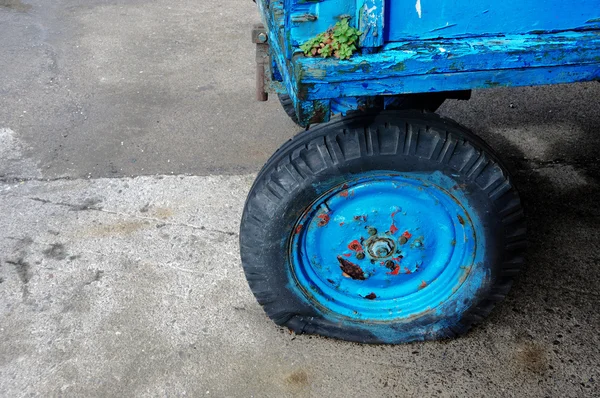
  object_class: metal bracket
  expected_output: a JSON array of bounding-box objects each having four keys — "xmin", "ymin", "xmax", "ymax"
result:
[{"xmin": 252, "ymin": 24, "xmax": 269, "ymax": 101}]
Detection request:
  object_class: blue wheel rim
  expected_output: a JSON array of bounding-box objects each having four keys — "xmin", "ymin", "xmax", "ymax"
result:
[{"xmin": 289, "ymin": 171, "xmax": 485, "ymax": 322}]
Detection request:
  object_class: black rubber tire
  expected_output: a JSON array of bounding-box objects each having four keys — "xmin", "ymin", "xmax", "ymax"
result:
[
  {"xmin": 278, "ymin": 94, "xmax": 299, "ymax": 125},
  {"xmin": 240, "ymin": 111, "xmax": 526, "ymax": 344}
]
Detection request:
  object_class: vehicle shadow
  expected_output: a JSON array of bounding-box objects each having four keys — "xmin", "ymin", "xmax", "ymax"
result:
[{"xmin": 441, "ymin": 82, "xmax": 600, "ymax": 336}]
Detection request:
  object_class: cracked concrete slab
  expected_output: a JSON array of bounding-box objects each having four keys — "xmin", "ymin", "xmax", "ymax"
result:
[{"xmin": 1, "ymin": 172, "xmax": 599, "ymax": 397}]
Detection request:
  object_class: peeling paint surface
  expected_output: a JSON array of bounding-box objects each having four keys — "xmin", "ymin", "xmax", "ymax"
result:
[
  {"xmin": 292, "ymin": 31, "xmax": 600, "ymax": 108},
  {"xmin": 386, "ymin": 0, "xmax": 600, "ymax": 41}
]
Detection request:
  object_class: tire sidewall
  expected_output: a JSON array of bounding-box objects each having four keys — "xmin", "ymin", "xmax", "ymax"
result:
[{"xmin": 241, "ymin": 112, "xmax": 517, "ymax": 343}]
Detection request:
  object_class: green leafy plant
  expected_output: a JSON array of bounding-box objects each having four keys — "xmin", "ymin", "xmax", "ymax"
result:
[{"xmin": 300, "ymin": 18, "xmax": 362, "ymax": 60}]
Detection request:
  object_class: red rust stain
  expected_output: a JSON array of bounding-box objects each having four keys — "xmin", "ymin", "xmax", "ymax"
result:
[
  {"xmin": 404, "ymin": 267, "xmax": 412, "ymax": 274},
  {"xmin": 295, "ymin": 224, "xmax": 303, "ymax": 234},
  {"xmin": 402, "ymin": 231, "xmax": 412, "ymax": 240},
  {"xmin": 387, "ymin": 265, "xmax": 400, "ymax": 275},
  {"xmin": 353, "ymin": 215, "xmax": 367, "ymax": 222},
  {"xmin": 364, "ymin": 292, "xmax": 377, "ymax": 300},
  {"xmin": 317, "ymin": 213, "xmax": 330, "ymax": 227},
  {"xmin": 339, "ymin": 184, "xmax": 352, "ymax": 198},
  {"xmin": 337, "ymin": 256, "xmax": 366, "ymax": 280},
  {"xmin": 457, "ymin": 215, "xmax": 465, "ymax": 225},
  {"xmin": 392, "ymin": 256, "xmax": 403, "ymax": 262},
  {"xmin": 339, "ymin": 222, "xmax": 345, "ymax": 226},
  {"xmin": 347, "ymin": 240, "xmax": 363, "ymax": 252},
  {"xmin": 419, "ymin": 280, "xmax": 428, "ymax": 289},
  {"xmin": 390, "ymin": 209, "xmax": 401, "ymax": 234}
]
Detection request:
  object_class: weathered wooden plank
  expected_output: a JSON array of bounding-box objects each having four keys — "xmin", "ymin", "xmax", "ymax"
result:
[
  {"xmin": 287, "ymin": 0, "xmax": 357, "ymax": 48},
  {"xmin": 302, "ymin": 64, "xmax": 600, "ymax": 99},
  {"xmin": 294, "ymin": 31, "xmax": 600, "ymax": 84},
  {"xmin": 357, "ymin": 0, "xmax": 385, "ymax": 48}
]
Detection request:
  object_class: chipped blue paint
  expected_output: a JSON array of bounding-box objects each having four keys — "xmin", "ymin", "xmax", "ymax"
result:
[
  {"xmin": 305, "ymin": 64, "xmax": 600, "ymax": 99},
  {"xmin": 297, "ymin": 31, "xmax": 600, "ymax": 83},
  {"xmin": 358, "ymin": 0, "xmax": 385, "ymax": 48},
  {"xmin": 385, "ymin": 0, "xmax": 600, "ymax": 41},
  {"xmin": 287, "ymin": 0, "xmax": 357, "ymax": 48},
  {"xmin": 285, "ymin": 171, "xmax": 488, "ymax": 343},
  {"xmin": 255, "ymin": 0, "xmax": 600, "ymax": 125}
]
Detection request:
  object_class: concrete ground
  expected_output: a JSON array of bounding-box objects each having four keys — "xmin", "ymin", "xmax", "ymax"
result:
[{"xmin": 1, "ymin": 0, "xmax": 599, "ymax": 397}]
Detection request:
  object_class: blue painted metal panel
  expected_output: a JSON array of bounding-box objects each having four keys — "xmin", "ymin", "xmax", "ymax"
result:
[
  {"xmin": 255, "ymin": 0, "xmax": 600, "ymax": 125},
  {"xmin": 385, "ymin": 0, "xmax": 600, "ymax": 41}
]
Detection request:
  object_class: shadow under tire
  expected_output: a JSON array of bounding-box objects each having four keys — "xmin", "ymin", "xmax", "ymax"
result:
[
  {"xmin": 240, "ymin": 110, "xmax": 526, "ymax": 344},
  {"xmin": 277, "ymin": 93, "xmax": 446, "ymax": 127}
]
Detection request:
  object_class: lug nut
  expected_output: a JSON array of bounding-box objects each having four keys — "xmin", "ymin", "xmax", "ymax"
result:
[
  {"xmin": 367, "ymin": 227, "xmax": 377, "ymax": 236},
  {"xmin": 356, "ymin": 252, "xmax": 365, "ymax": 260}
]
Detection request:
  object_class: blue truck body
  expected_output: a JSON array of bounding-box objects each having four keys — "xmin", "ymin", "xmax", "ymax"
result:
[{"xmin": 255, "ymin": 0, "xmax": 600, "ymax": 126}]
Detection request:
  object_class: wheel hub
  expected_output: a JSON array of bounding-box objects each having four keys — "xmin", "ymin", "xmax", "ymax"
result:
[{"xmin": 365, "ymin": 236, "xmax": 396, "ymax": 259}]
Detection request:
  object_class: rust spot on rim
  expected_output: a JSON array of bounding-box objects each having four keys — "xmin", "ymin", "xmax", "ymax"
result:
[
  {"xmin": 364, "ymin": 292, "xmax": 377, "ymax": 300},
  {"xmin": 347, "ymin": 240, "xmax": 363, "ymax": 253},
  {"xmin": 390, "ymin": 208, "xmax": 401, "ymax": 234},
  {"xmin": 339, "ymin": 183, "xmax": 352, "ymax": 198},
  {"xmin": 317, "ymin": 213, "xmax": 330, "ymax": 227},
  {"xmin": 337, "ymin": 256, "xmax": 366, "ymax": 280},
  {"xmin": 387, "ymin": 265, "xmax": 400, "ymax": 275},
  {"xmin": 419, "ymin": 280, "xmax": 428, "ymax": 290},
  {"xmin": 457, "ymin": 214, "xmax": 465, "ymax": 225}
]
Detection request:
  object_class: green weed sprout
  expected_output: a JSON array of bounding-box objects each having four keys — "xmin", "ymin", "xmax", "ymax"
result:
[{"xmin": 300, "ymin": 18, "xmax": 362, "ymax": 60}]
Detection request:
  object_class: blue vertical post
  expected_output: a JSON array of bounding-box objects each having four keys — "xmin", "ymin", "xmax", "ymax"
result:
[{"xmin": 358, "ymin": 0, "xmax": 384, "ymax": 49}]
